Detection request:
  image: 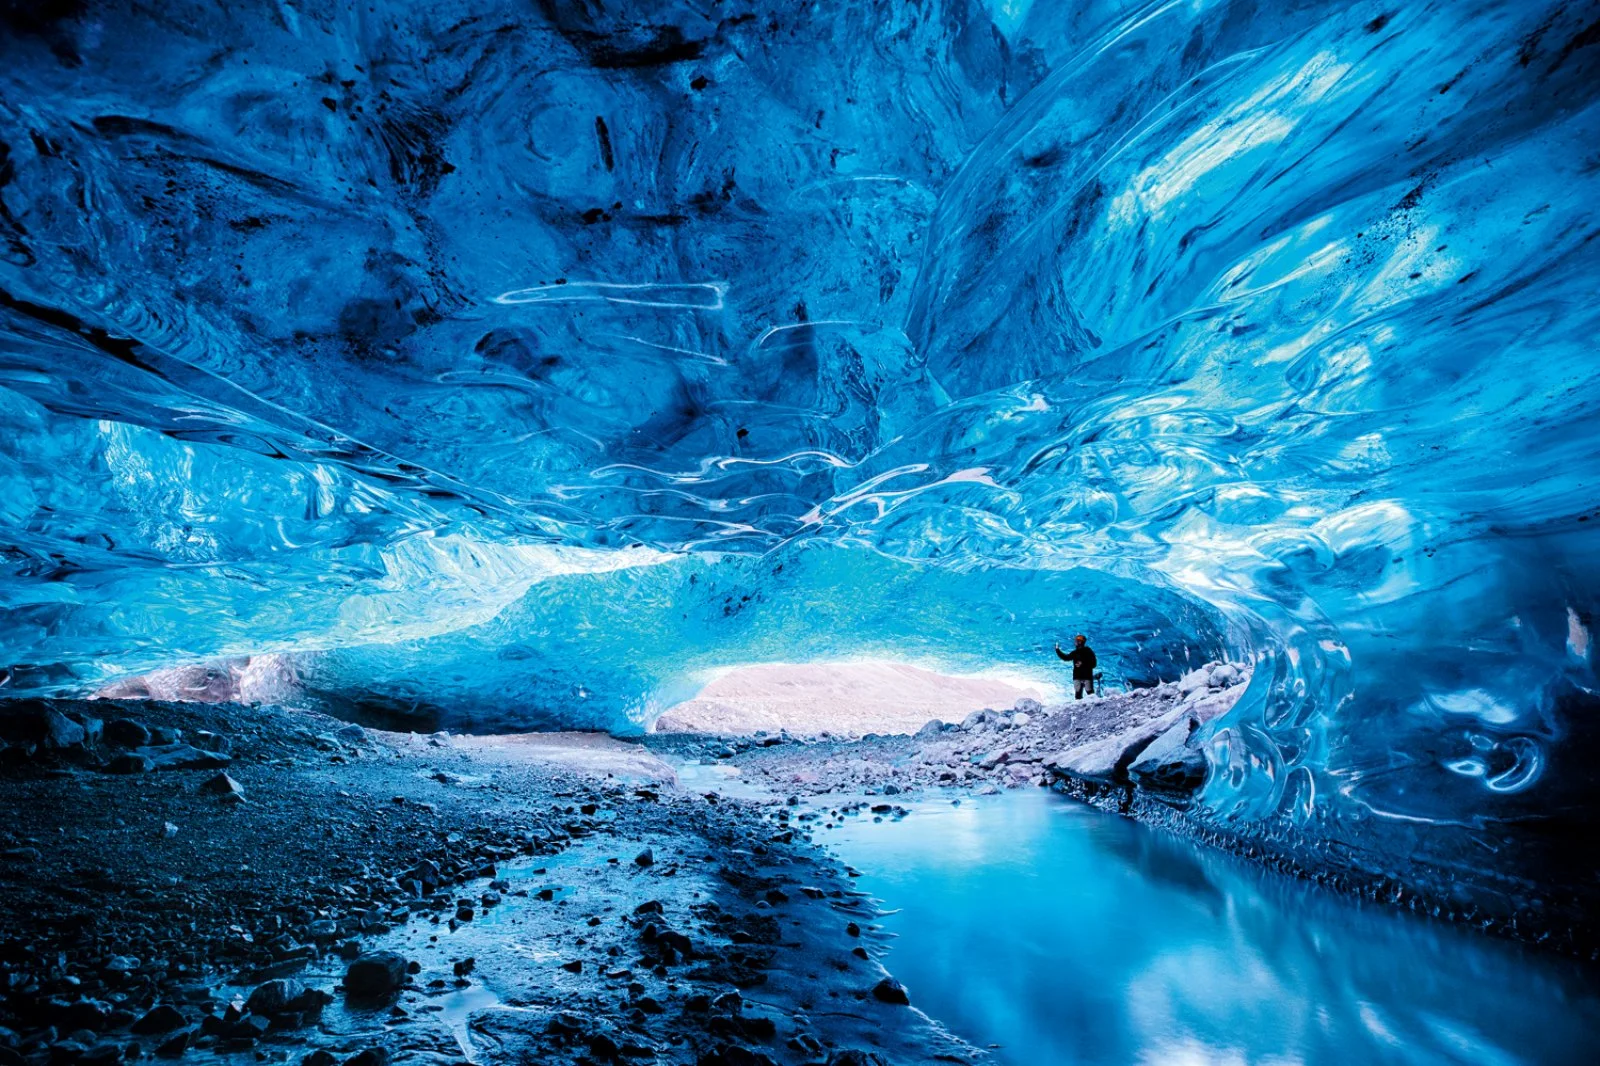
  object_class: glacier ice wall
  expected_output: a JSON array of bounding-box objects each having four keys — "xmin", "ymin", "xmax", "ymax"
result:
[{"xmin": 2, "ymin": 1, "xmax": 1600, "ymax": 925}]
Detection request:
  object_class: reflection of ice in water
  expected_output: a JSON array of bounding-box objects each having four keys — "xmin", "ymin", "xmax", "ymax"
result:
[{"xmin": 819, "ymin": 790, "xmax": 1600, "ymax": 1066}]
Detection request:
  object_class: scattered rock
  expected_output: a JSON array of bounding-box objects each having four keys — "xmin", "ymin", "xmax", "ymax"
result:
[
  {"xmin": 959, "ymin": 709, "xmax": 997, "ymax": 731},
  {"xmin": 192, "ymin": 731, "xmax": 231, "ymax": 754},
  {"xmin": 1044, "ymin": 706, "xmax": 1189, "ymax": 785},
  {"xmin": 103, "ymin": 720, "xmax": 151, "ymax": 748},
  {"xmin": 131, "ymin": 1006, "xmax": 186, "ymax": 1035},
  {"xmin": 871, "ymin": 977, "xmax": 910, "ymax": 1005},
  {"xmin": 244, "ymin": 979, "xmax": 328, "ymax": 1018},
  {"xmin": 141, "ymin": 745, "xmax": 230, "ymax": 772},
  {"xmin": 1210, "ymin": 663, "xmax": 1241, "ymax": 688},
  {"xmin": 0, "ymin": 704, "xmax": 89, "ymax": 752},
  {"xmin": 978, "ymin": 748, "xmax": 1011, "ymax": 771},
  {"xmin": 105, "ymin": 753, "xmax": 154, "ymax": 774},
  {"xmin": 200, "ymin": 772, "xmax": 244, "ymax": 797},
  {"xmin": 154, "ymin": 1030, "xmax": 192, "ymax": 1058},
  {"xmin": 634, "ymin": 848, "xmax": 654, "ymax": 867},
  {"xmin": 344, "ymin": 953, "xmax": 408, "ymax": 998}
]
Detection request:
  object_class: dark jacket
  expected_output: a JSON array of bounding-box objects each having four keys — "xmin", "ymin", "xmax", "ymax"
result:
[{"xmin": 1056, "ymin": 644, "xmax": 1097, "ymax": 680}]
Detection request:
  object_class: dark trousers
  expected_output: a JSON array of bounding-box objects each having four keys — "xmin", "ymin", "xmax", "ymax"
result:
[{"xmin": 1075, "ymin": 678, "xmax": 1095, "ymax": 699}]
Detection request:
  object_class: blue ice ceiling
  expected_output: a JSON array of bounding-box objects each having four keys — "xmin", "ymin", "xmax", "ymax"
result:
[{"xmin": 2, "ymin": 1, "xmax": 1599, "ymax": 911}]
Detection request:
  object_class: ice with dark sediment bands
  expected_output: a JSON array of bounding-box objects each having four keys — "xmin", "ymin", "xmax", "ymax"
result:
[{"xmin": 1, "ymin": 2, "xmax": 1599, "ymax": 933}]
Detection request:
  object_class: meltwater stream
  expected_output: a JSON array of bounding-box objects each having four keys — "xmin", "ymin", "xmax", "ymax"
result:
[{"xmin": 820, "ymin": 791, "xmax": 1600, "ymax": 1066}]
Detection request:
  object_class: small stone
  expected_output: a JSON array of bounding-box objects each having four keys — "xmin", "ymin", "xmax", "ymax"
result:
[
  {"xmin": 104, "ymin": 720, "xmax": 151, "ymax": 747},
  {"xmin": 200, "ymin": 773, "xmax": 243, "ymax": 797},
  {"xmin": 100, "ymin": 749, "xmax": 150, "ymax": 774},
  {"xmin": 141, "ymin": 745, "xmax": 229, "ymax": 771},
  {"xmin": 79, "ymin": 1042, "xmax": 124, "ymax": 1066},
  {"xmin": 871, "ymin": 977, "xmax": 910, "ymax": 1005},
  {"xmin": 192, "ymin": 731, "xmax": 231, "ymax": 754},
  {"xmin": 341, "ymin": 1050, "xmax": 386, "ymax": 1066},
  {"xmin": 344, "ymin": 953, "xmax": 408, "ymax": 998},
  {"xmin": 153, "ymin": 1030, "xmax": 191, "ymax": 1058},
  {"xmin": 160, "ymin": 822, "xmax": 179, "ymax": 839},
  {"xmin": 243, "ymin": 979, "xmax": 304, "ymax": 1016},
  {"xmin": 131, "ymin": 1006, "xmax": 185, "ymax": 1035},
  {"xmin": 560, "ymin": 960, "xmax": 583, "ymax": 973},
  {"xmin": 634, "ymin": 848, "xmax": 654, "ymax": 867}
]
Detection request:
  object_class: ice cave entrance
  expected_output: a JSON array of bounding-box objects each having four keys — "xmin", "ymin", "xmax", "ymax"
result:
[{"xmin": 652, "ymin": 659, "xmax": 1062, "ymax": 737}]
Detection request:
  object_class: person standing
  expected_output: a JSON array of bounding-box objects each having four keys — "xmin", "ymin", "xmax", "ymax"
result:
[{"xmin": 1055, "ymin": 634, "xmax": 1098, "ymax": 699}]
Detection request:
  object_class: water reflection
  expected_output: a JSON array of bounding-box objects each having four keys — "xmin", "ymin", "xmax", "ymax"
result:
[{"xmin": 819, "ymin": 791, "xmax": 1599, "ymax": 1066}]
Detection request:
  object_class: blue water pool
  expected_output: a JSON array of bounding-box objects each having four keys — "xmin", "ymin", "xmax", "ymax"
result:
[{"xmin": 818, "ymin": 790, "xmax": 1600, "ymax": 1066}]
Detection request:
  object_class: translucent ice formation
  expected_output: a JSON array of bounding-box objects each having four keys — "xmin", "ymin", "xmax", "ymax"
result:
[{"xmin": 2, "ymin": 0, "xmax": 1598, "ymax": 926}]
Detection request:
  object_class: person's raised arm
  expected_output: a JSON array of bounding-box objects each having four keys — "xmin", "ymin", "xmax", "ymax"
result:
[{"xmin": 1055, "ymin": 644, "xmax": 1071, "ymax": 662}]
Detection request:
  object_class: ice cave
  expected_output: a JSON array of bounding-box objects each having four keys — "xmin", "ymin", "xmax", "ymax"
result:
[{"xmin": 2, "ymin": 1, "xmax": 1598, "ymax": 1063}]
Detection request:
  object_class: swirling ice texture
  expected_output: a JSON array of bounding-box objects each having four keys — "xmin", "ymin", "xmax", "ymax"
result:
[{"xmin": 1, "ymin": 1, "xmax": 1598, "ymax": 909}]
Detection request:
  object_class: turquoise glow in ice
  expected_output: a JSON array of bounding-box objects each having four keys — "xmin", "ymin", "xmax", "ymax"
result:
[{"xmin": 1, "ymin": 1, "xmax": 1598, "ymax": 915}]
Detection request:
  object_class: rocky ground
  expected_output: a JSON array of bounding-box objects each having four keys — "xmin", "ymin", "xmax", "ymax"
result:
[
  {"xmin": 0, "ymin": 698, "xmax": 977, "ymax": 1066},
  {"xmin": 653, "ymin": 661, "xmax": 1253, "ymax": 807}
]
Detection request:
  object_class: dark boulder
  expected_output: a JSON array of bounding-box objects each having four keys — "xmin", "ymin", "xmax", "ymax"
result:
[
  {"xmin": 344, "ymin": 953, "xmax": 408, "ymax": 998},
  {"xmin": 131, "ymin": 1006, "xmax": 186, "ymax": 1035},
  {"xmin": 200, "ymin": 772, "xmax": 244, "ymax": 796},
  {"xmin": 104, "ymin": 753, "xmax": 153, "ymax": 774},
  {"xmin": 153, "ymin": 1030, "xmax": 191, "ymax": 1058},
  {"xmin": 244, "ymin": 979, "xmax": 315, "ymax": 1016},
  {"xmin": 192, "ymin": 731, "xmax": 231, "ymax": 754},
  {"xmin": 871, "ymin": 977, "xmax": 910, "ymax": 1005},
  {"xmin": 0, "ymin": 704, "xmax": 89, "ymax": 752},
  {"xmin": 103, "ymin": 720, "xmax": 150, "ymax": 748}
]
